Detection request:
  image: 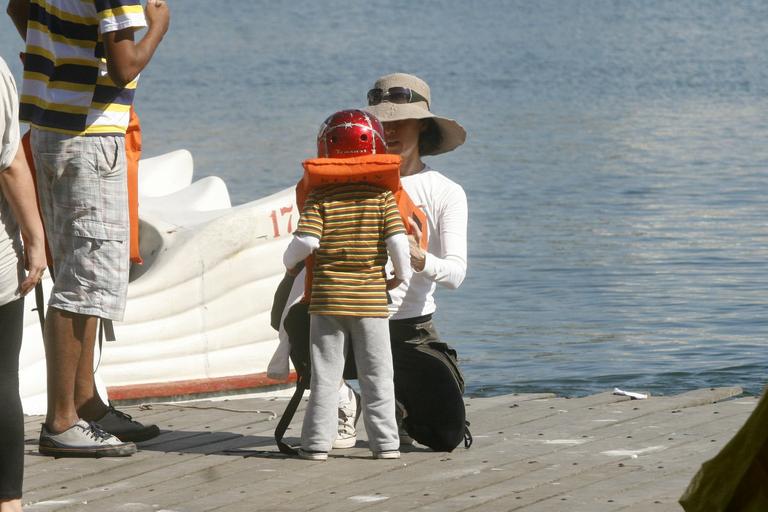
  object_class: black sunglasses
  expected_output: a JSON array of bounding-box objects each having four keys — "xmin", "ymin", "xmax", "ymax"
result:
[{"xmin": 367, "ymin": 87, "xmax": 429, "ymax": 107}]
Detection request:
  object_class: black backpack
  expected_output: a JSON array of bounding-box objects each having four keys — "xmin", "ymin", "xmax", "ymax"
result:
[{"xmin": 389, "ymin": 319, "xmax": 472, "ymax": 452}]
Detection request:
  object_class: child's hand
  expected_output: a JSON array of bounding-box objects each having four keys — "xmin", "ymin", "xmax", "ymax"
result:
[{"xmin": 386, "ymin": 277, "xmax": 403, "ymax": 290}]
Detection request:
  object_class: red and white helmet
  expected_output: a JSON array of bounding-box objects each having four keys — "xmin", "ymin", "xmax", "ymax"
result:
[{"xmin": 316, "ymin": 109, "xmax": 387, "ymax": 158}]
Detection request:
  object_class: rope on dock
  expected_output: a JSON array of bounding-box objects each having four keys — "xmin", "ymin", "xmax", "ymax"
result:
[{"xmin": 122, "ymin": 402, "xmax": 278, "ymax": 420}]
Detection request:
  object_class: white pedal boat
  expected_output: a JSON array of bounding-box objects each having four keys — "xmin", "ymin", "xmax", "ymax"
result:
[{"xmin": 19, "ymin": 150, "xmax": 298, "ymax": 414}]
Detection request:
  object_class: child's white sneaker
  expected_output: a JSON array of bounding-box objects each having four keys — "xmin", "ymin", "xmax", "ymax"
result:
[
  {"xmin": 372, "ymin": 450, "xmax": 401, "ymax": 460},
  {"xmin": 298, "ymin": 449, "xmax": 328, "ymax": 461}
]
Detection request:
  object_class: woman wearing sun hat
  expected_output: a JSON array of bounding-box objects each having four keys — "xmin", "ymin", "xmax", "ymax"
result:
[
  {"xmin": 335, "ymin": 72, "xmax": 470, "ymax": 452},
  {"xmin": 365, "ymin": 72, "xmax": 467, "ymax": 300}
]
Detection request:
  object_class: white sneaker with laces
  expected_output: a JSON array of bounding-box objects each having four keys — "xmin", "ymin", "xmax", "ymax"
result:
[
  {"xmin": 38, "ymin": 420, "xmax": 136, "ymax": 458},
  {"xmin": 333, "ymin": 388, "xmax": 361, "ymax": 449}
]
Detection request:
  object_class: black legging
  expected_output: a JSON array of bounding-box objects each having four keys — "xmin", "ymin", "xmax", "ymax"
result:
[{"xmin": 0, "ymin": 298, "xmax": 24, "ymax": 500}]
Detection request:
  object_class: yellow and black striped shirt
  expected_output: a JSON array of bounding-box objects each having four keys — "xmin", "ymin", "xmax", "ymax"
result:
[
  {"xmin": 297, "ymin": 183, "xmax": 405, "ymax": 317},
  {"xmin": 20, "ymin": 0, "xmax": 147, "ymax": 135}
]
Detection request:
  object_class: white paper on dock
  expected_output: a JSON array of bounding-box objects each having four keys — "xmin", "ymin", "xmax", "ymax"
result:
[{"xmin": 613, "ymin": 387, "xmax": 648, "ymax": 400}]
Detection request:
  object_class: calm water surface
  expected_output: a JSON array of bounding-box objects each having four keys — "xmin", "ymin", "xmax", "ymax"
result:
[{"xmin": 3, "ymin": 0, "xmax": 768, "ymax": 397}]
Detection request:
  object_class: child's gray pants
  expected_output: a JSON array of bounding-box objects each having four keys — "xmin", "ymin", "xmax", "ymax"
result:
[{"xmin": 301, "ymin": 314, "xmax": 399, "ymax": 453}]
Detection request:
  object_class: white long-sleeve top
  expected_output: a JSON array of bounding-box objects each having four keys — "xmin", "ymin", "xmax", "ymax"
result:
[
  {"xmin": 283, "ymin": 234, "xmax": 319, "ymax": 270},
  {"xmin": 388, "ymin": 166, "xmax": 468, "ymax": 320},
  {"xmin": 283, "ymin": 233, "xmax": 412, "ymax": 283}
]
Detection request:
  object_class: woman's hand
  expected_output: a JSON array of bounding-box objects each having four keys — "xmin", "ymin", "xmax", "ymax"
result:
[
  {"xmin": 386, "ymin": 277, "xmax": 403, "ymax": 290},
  {"xmin": 19, "ymin": 237, "xmax": 46, "ymax": 296},
  {"xmin": 408, "ymin": 218, "xmax": 426, "ymax": 271}
]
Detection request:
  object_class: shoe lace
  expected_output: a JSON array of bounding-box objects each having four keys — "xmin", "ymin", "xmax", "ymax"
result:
[
  {"xmin": 338, "ymin": 406, "xmax": 354, "ymax": 424},
  {"xmin": 86, "ymin": 421, "xmax": 113, "ymax": 442},
  {"xmin": 109, "ymin": 406, "xmax": 139, "ymax": 424},
  {"xmin": 337, "ymin": 405, "xmax": 357, "ymax": 436},
  {"xmin": 338, "ymin": 421, "xmax": 355, "ymax": 436}
]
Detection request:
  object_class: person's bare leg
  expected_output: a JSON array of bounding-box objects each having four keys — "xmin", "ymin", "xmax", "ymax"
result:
[
  {"xmin": 43, "ymin": 308, "xmax": 97, "ymax": 433},
  {"xmin": 74, "ymin": 319, "xmax": 109, "ymax": 421},
  {"xmin": 77, "ymin": 381, "xmax": 109, "ymax": 422},
  {"xmin": 0, "ymin": 499, "xmax": 23, "ymax": 512}
]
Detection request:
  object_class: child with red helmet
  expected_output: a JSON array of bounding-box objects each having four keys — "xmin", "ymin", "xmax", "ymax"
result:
[{"xmin": 283, "ymin": 109, "xmax": 412, "ymax": 460}]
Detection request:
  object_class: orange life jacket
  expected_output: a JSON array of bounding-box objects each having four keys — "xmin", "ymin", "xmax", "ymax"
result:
[
  {"xmin": 295, "ymin": 154, "xmax": 428, "ymax": 303},
  {"xmin": 126, "ymin": 108, "xmax": 142, "ymax": 264},
  {"xmin": 22, "ymin": 107, "xmax": 144, "ymax": 267}
]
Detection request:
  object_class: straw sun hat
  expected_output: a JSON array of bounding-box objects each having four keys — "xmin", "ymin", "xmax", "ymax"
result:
[{"xmin": 365, "ymin": 73, "xmax": 466, "ymax": 156}]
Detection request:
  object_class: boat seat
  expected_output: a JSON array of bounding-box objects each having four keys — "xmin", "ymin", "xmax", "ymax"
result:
[
  {"xmin": 131, "ymin": 152, "xmax": 233, "ymax": 281},
  {"xmin": 138, "ymin": 149, "xmax": 194, "ymax": 198}
]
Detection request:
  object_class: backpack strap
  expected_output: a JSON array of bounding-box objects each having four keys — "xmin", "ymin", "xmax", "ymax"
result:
[
  {"xmin": 270, "ymin": 261, "xmax": 304, "ymax": 331},
  {"xmin": 464, "ymin": 421, "xmax": 473, "ymax": 449},
  {"xmin": 274, "ymin": 379, "xmax": 307, "ymax": 455},
  {"xmin": 34, "ymin": 281, "xmax": 45, "ymax": 336}
]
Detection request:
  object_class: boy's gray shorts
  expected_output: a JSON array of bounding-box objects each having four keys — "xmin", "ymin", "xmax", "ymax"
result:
[{"xmin": 31, "ymin": 129, "xmax": 130, "ymax": 322}]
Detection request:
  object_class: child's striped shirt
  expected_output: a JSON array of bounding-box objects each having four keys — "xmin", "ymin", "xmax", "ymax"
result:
[{"xmin": 297, "ymin": 183, "xmax": 406, "ymax": 317}]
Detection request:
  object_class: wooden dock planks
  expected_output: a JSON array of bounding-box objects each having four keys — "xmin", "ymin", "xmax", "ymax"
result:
[{"xmin": 19, "ymin": 387, "xmax": 756, "ymax": 511}]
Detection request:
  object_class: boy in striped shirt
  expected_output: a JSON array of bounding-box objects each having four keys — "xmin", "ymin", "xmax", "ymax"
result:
[
  {"xmin": 7, "ymin": 0, "xmax": 169, "ymax": 457},
  {"xmin": 283, "ymin": 110, "xmax": 412, "ymax": 460}
]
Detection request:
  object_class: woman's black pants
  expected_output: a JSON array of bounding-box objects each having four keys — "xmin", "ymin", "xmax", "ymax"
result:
[{"xmin": 0, "ymin": 298, "xmax": 24, "ymax": 499}]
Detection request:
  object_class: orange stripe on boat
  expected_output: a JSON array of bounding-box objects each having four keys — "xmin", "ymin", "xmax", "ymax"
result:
[{"xmin": 107, "ymin": 371, "xmax": 297, "ymax": 401}]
